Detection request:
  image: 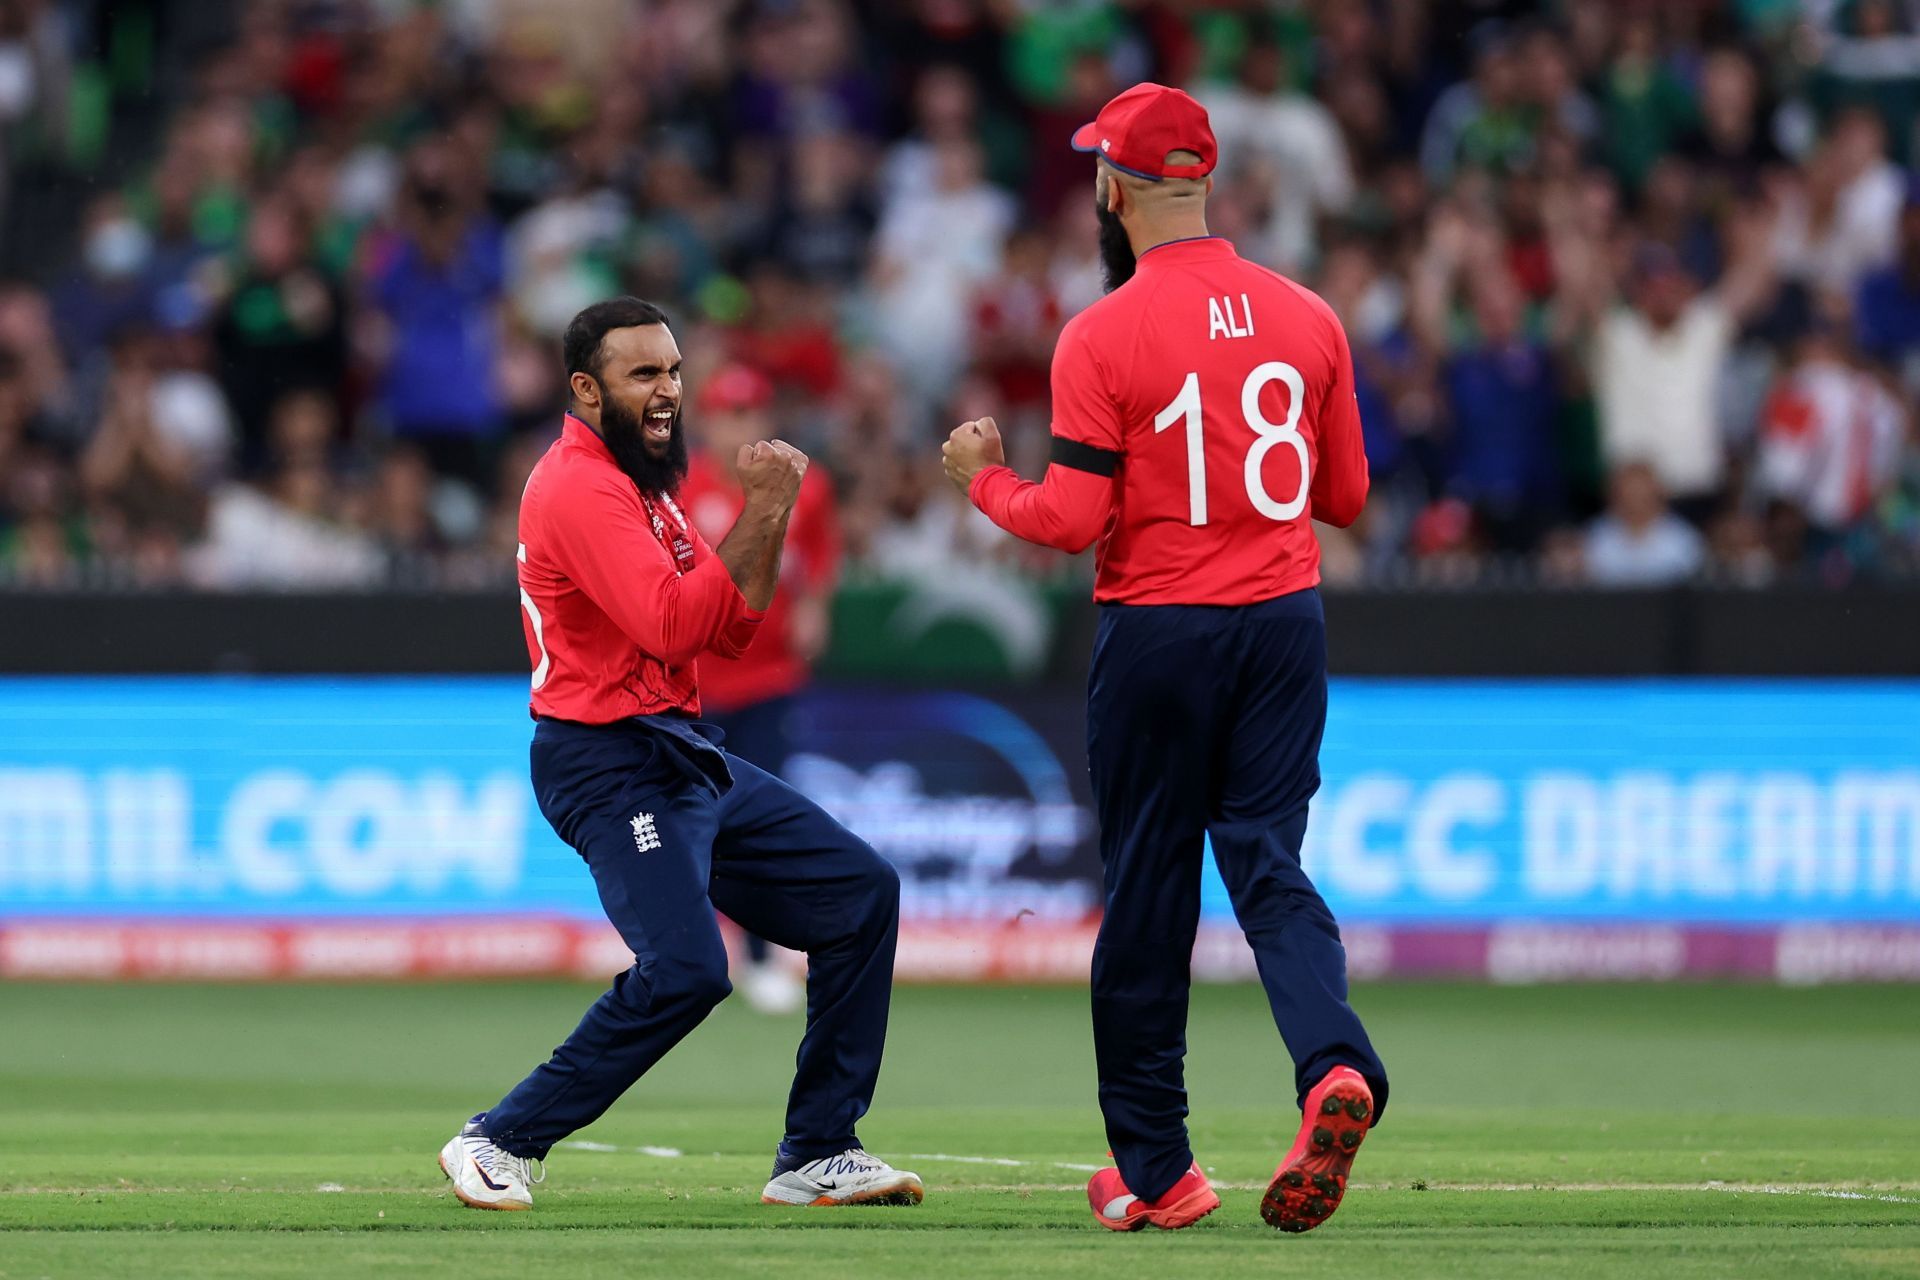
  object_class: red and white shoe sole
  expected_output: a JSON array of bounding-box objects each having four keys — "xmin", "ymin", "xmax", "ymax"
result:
[
  {"xmin": 1144, "ymin": 1183, "xmax": 1222, "ymax": 1231},
  {"xmin": 1093, "ymin": 1182, "xmax": 1222, "ymax": 1231},
  {"xmin": 1260, "ymin": 1076, "xmax": 1373, "ymax": 1233}
]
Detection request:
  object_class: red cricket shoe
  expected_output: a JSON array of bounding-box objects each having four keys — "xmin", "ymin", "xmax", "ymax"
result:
[
  {"xmin": 1261, "ymin": 1065, "xmax": 1374, "ymax": 1233},
  {"xmin": 1087, "ymin": 1160, "xmax": 1221, "ymax": 1232}
]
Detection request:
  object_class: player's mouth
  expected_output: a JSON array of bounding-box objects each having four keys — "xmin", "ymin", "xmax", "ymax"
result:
[{"xmin": 645, "ymin": 407, "xmax": 676, "ymax": 443}]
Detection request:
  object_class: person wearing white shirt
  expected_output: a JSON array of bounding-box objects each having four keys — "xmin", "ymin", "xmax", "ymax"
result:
[
  {"xmin": 1769, "ymin": 109, "xmax": 1905, "ymax": 295},
  {"xmin": 1190, "ymin": 41, "xmax": 1353, "ymax": 273},
  {"xmin": 869, "ymin": 138, "xmax": 1013, "ymax": 406},
  {"xmin": 1590, "ymin": 229, "xmax": 1776, "ymax": 514}
]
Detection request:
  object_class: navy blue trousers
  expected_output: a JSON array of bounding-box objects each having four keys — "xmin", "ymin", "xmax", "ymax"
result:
[
  {"xmin": 1087, "ymin": 589, "xmax": 1388, "ymax": 1203},
  {"xmin": 706, "ymin": 695, "xmax": 800, "ymax": 965},
  {"xmin": 483, "ymin": 714, "xmax": 900, "ymax": 1167}
]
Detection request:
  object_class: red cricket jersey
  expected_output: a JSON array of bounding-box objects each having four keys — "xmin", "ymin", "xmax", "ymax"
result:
[
  {"xmin": 680, "ymin": 454, "xmax": 841, "ymax": 714},
  {"xmin": 969, "ymin": 236, "xmax": 1368, "ymax": 605},
  {"xmin": 517, "ymin": 413, "xmax": 763, "ymax": 722}
]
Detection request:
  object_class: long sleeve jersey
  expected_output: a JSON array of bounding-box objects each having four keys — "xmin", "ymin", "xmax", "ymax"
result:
[
  {"xmin": 517, "ymin": 413, "xmax": 762, "ymax": 721},
  {"xmin": 970, "ymin": 236, "xmax": 1368, "ymax": 604}
]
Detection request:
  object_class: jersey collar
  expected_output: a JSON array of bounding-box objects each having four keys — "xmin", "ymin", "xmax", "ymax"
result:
[
  {"xmin": 562, "ymin": 411, "xmax": 614, "ymax": 462},
  {"xmin": 1136, "ymin": 235, "xmax": 1238, "ymax": 268}
]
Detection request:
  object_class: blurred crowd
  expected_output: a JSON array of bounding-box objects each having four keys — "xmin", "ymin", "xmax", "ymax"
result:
[{"xmin": 2, "ymin": 0, "xmax": 1920, "ymax": 591}]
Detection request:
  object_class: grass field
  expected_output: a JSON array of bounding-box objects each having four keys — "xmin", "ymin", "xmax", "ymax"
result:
[{"xmin": 2, "ymin": 979, "xmax": 1918, "ymax": 1278}]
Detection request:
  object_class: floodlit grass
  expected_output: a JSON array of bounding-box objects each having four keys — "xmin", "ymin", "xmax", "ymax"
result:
[{"xmin": 3, "ymin": 980, "xmax": 1918, "ymax": 1278}]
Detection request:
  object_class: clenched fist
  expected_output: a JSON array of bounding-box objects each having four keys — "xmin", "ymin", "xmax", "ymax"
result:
[
  {"xmin": 942, "ymin": 416, "xmax": 1005, "ymax": 494},
  {"xmin": 736, "ymin": 439, "xmax": 808, "ymax": 513}
]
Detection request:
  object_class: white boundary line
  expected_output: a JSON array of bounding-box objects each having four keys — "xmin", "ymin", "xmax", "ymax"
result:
[
  {"xmin": 875, "ymin": 1156, "xmax": 1920, "ymax": 1201},
  {"xmin": 1710, "ymin": 1184, "xmax": 1920, "ymax": 1205},
  {"xmin": 553, "ymin": 1144, "xmax": 1920, "ymax": 1203},
  {"xmin": 903, "ymin": 1152, "xmax": 1104, "ymax": 1173},
  {"xmin": 560, "ymin": 1141, "xmax": 685, "ymax": 1158}
]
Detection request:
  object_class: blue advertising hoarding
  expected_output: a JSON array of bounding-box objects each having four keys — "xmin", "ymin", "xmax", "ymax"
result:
[{"xmin": 0, "ymin": 677, "xmax": 1916, "ymax": 927}]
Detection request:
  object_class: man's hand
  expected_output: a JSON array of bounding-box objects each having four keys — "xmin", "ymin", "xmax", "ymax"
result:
[
  {"xmin": 942, "ymin": 417, "xmax": 1005, "ymax": 495},
  {"xmin": 720, "ymin": 441, "xmax": 806, "ymax": 611},
  {"xmin": 736, "ymin": 440, "xmax": 807, "ymax": 514}
]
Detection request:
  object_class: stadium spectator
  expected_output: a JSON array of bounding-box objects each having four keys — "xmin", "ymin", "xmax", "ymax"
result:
[
  {"xmin": 51, "ymin": 195, "xmax": 157, "ymax": 373},
  {"xmin": 366, "ymin": 142, "xmax": 507, "ymax": 487},
  {"xmin": 210, "ymin": 195, "xmax": 346, "ymax": 469},
  {"xmin": 1706, "ymin": 507, "xmax": 1777, "ymax": 585},
  {"xmin": 1584, "ymin": 460, "xmax": 1707, "ymax": 586},
  {"xmin": 624, "ymin": 143, "xmax": 725, "ymax": 304},
  {"xmin": 1598, "ymin": 14, "xmax": 1695, "ymax": 193},
  {"xmin": 76, "ymin": 327, "xmax": 221, "ymax": 585},
  {"xmin": 870, "ymin": 135, "xmax": 1012, "ymax": 405},
  {"xmin": 191, "ymin": 443, "xmax": 383, "ymax": 590},
  {"xmin": 0, "ymin": 284, "xmax": 68, "ymax": 425},
  {"xmin": 880, "ymin": 65, "xmax": 995, "ymax": 210},
  {"xmin": 1022, "ymin": 49, "xmax": 1120, "ymax": 220},
  {"xmin": 683, "ymin": 364, "xmax": 842, "ymax": 738},
  {"xmin": 1855, "ymin": 179, "xmax": 1920, "ymax": 387},
  {"xmin": 1587, "ymin": 219, "xmax": 1777, "ymax": 520},
  {"xmin": 1421, "ymin": 23, "xmax": 1533, "ymax": 186},
  {"xmin": 1679, "ymin": 47, "xmax": 1783, "ymax": 213},
  {"xmin": 1192, "ymin": 37, "xmax": 1355, "ymax": 272},
  {"xmin": 1517, "ymin": 21, "xmax": 1602, "ymax": 152},
  {"xmin": 362, "ymin": 443, "xmax": 450, "ymax": 567},
  {"xmin": 1755, "ymin": 314, "xmax": 1907, "ymax": 540},
  {"xmin": 0, "ymin": 1, "xmax": 1915, "ymax": 593},
  {"xmin": 734, "ymin": 0, "xmax": 884, "ymax": 148},
  {"xmin": 0, "ymin": 0, "xmax": 71, "ymax": 245},
  {"xmin": 1412, "ymin": 208, "xmax": 1563, "ymax": 549},
  {"xmin": 1321, "ymin": 238, "xmax": 1425, "ymax": 468},
  {"xmin": 2, "ymin": 448, "xmax": 78, "ymax": 587},
  {"xmin": 970, "ymin": 227, "xmax": 1065, "ymax": 412},
  {"xmin": 758, "ymin": 129, "xmax": 877, "ymax": 285},
  {"xmin": 726, "ymin": 259, "xmax": 844, "ymax": 402},
  {"xmin": 0, "ymin": 307, "xmax": 64, "ymax": 456},
  {"xmin": 1807, "ymin": 0, "xmax": 1920, "ymax": 158},
  {"xmin": 505, "ymin": 129, "xmax": 633, "ymax": 341},
  {"xmin": 1772, "ymin": 108, "xmax": 1905, "ymax": 293}
]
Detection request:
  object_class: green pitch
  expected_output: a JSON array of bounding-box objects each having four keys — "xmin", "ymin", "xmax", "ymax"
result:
[{"xmin": 3, "ymin": 979, "xmax": 1918, "ymax": 1279}]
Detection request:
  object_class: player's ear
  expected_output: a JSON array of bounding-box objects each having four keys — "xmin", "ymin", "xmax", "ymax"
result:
[{"xmin": 570, "ymin": 371, "xmax": 600, "ymax": 409}]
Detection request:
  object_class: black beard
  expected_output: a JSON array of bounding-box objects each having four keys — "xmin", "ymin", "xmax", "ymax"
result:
[
  {"xmin": 600, "ymin": 393, "xmax": 688, "ymax": 495},
  {"xmin": 1096, "ymin": 199, "xmax": 1136, "ymax": 293}
]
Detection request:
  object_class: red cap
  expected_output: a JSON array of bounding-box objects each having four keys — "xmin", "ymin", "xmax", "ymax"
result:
[
  {"xmin": 1070, "ymin": 82, "xmax": 1217, "ymax": 182},
  {"xmin": 698, "ymin": 364, "xmax": 773, "ymax": 414}
]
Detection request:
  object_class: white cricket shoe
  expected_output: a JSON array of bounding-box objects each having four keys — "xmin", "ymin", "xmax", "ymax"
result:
[
  {"xmin": 761, "ymin": 1148, "xmax": 924, "ymax": 1206},
  {"xmin": 439, "ymin": 1114, "xmax": 541, "ymax": 1210},
  {"xmin": 742, "ymin": 958, "xmax": 805, "ymax": 1015}
]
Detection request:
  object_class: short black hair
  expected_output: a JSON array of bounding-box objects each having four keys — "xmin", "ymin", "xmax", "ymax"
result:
[{"xmin": 563, "ymin": 296, "xmax": 672, "ymax": 389}]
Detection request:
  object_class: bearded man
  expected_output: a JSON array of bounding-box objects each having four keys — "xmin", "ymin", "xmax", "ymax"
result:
[{"xmin": 438, "ymin": 297, "xmax": 921, "ymax": 1213}]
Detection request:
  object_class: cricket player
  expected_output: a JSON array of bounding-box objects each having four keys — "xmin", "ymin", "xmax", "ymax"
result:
[
  {"xmin": 440, "ymin": 297, "xmax": 920, "ymax": 1212},
  {"xmin": 942, "ymin": 84, "xmax": 1388, "ymax": 1234}
]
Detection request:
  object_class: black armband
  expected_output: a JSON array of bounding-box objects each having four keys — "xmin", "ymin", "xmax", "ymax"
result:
[{"xmin": 1049, "ymin": 435, "xmax": 1121, "ymax": 477}]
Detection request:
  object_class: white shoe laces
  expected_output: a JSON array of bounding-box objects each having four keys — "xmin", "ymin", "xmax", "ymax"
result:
[
  {"xmin": 816, "ymin": 1148, "xmax": 886, "ymax": 1177},
  {"xmin": 503, "ymin": 1152, "xmax": 546, "ymax": 1186},
  {"xmin": 472, "ymin": 1134, "xmax": 545, "ymax": 1186}
]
